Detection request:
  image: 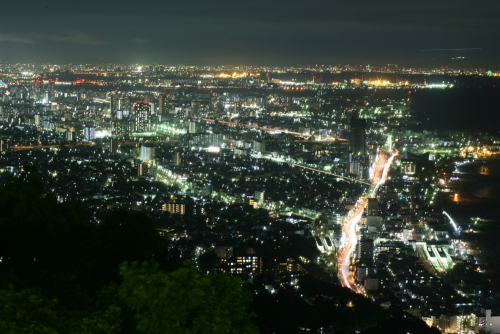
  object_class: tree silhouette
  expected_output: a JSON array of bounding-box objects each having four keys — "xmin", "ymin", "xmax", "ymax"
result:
[
  {"xmin": 0, "ymin": 166, "xmax": 90, "ymax": 283},
  {"xmin": 0, "ymin": 286, "xmax": 121, "ymax": 334},
  {"xmin": 117, "ymin": 261, "xmax": 259, "ymax": 334}
]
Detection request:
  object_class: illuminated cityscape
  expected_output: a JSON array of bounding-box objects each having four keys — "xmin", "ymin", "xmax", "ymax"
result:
[
  {"xmin": 1, "ymin": 62, "xmax": 500, "ymax": 333},
  {"xmin": 2, "ymin": 0, "xmax": 500, "ymax": 333}
]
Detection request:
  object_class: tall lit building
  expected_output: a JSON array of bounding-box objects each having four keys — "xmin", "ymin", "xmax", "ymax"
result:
[
  {"xmin": 109, "ymin": 96, "xmax": 114, "ymax": 117},
  {"xmin": 254, "ymin": 191, "xmax": 265, "ymax": 204},
  {"xmin": 140, "ymin": 145, "xmax": 155, "ymax": 162},
  {"xmin": 112, "ymin": 119, "xmax": 134, "ymax": 136},
  {"xmin": 367, "ymin": 198, "xmax": 378, "ymax": 216},
  {"xmin": 158, "ymin": 94, "xmax": 165, "ymax": 114},
  {"xmin": 350, "ymin": 116, "xmax": 366, "ymax": 156},
  {"xmin": 84, "ymin": 126, "xmax": 95, "ymax": 140},
  {"xmin": 138, "ymin": 162, "xmax": 148, "ymax": 176},
  {"xmin": 110, "ymin": 138, "xmax": 118, "ymax": 153},
  {"xmin": 211, "ymin": 133, "xmax": 224, "ymax": 147},
  {"xmin": 188, "ymin": 121, "xmax": 197, "ymax": 134},
  {"xmin": 133, "ymin": 101, "xmax": 151, "ymax": 132},
  {"xmin": 118, "ymin": 97, "xmax": 130, "ymax": 112},
  {"xmin": 356, "ymin": 236, "xmax": 374, "ymax": 261},
  {"xmin": 252, "ymin": 140, "xmax": 266, "ymax": 154},
  {"xmin": 174, "ymin": 151, "xmax": 182, "ymax": 166}
]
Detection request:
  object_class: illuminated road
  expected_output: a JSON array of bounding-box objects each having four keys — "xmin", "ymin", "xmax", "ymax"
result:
[
  {"xmin": 10, "ymin": 139, "xmax": 177, "ymax": 151},
  {"xmin": 338, "ymin": 150, "xmax": 396, "ymax": 292},
  {"xmin": 201, "ymin": 118, "xmax": 348, "ymax": 141},
  {"xmin": 291, "ymin": 164, "xmax": 371, "ymax": 185}
]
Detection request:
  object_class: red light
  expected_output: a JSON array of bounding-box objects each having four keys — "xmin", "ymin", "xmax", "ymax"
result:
[{"xmin": 408, "ymin": 91, "xmax": 411, "ymax": 94}]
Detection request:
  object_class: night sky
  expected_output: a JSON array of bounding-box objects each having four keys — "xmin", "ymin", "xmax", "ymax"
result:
[{"xmin": 1, "ymin": 0, "xmax": 499, "ymax": 68}]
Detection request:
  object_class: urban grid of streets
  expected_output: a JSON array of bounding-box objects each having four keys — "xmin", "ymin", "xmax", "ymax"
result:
[{"xmin": 338, "ymin": 149, "xmax": 396, "ymax": 292}]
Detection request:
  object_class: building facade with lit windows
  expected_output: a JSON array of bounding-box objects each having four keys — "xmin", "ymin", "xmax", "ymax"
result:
[
  {"xmin": 217, "ymin": 256, "xmax": 262, "ymax": 275},
  {"xmin": 162, "ymin": 201, "xmax": 186, "ymax": 215},
  {"xmin": 133, "ymin": 101, "xmax": 151, "ymax": 132},
  {"xmin": 477, "ymin": 310, "xmax": 500, "ymax": 333}
]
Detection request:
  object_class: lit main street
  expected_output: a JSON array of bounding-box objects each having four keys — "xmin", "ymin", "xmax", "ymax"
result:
[
  {"xmin": 10, "ymin": 139, "xmax": 177, "ymax": 151},
  {"xmin": 338, "ymin": 149, "xmax": 396, "ymax": 292},
  {"xmin": 201, "ymin": 118, "xmax": 348, "ymax": 141}
]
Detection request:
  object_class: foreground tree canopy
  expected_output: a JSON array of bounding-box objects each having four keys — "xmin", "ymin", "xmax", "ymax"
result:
[
  {"xmin": 117, "ymin": 261, "xmax": 258, "ymax": 334},
  {"xmin": 0, "ymin": 167, "xmax": 257, "ymax": 333},
  {"xmin": 0, "ymin": 262, "xmax": 258, "ymax": 334}
]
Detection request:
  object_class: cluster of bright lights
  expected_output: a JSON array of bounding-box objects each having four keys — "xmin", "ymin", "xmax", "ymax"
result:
[{"xmin": 153, "ymin": 124, "xmax": 186, "ymax": 135}]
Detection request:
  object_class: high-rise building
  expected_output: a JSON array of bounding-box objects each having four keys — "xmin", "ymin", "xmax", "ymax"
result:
[
  {"xmin": 118, "ymin": 97, "xmax": 130, "ymax": 112},
  {"xmin": 174, "ymin": 151, "xmax": 182, "ymax": 166},
  {"xmin": 138, "ymin": 162, "xmax": 148, "ymax": 176},
  {"xmin": 84, "ymin": 126, "xmax": 95, "ymax": 140},
  {"xmin": 109, "ymin": 96, "xmax": 114, "ymax": 117},
  {"xmin": 188, "ymin": 121, "xmax": 197, "ymax": 134},
  {"xmin": 350, "ymin": 116, "xmax": 366, "ymax": 156},
  {"xmin": 191, "ymin": 101, "xmax": 199, "ymax": 116},
  {"xmin": 252, "ymin": 140, "xmax": 266, "ymax": 154},
  {"xmin": 254, "ymin": 191, "xmax": 265, "ymax": 204},
  {"xmin": 66, "ymin": 131, "xmax": 74, "ymax": 141},
  {"xmin": 133, "ymin": 101, "xmax": 151, "ymax": 133},
  {"xmin": 158, "ymin": 94, "xmax": 165, "ymax": 114},
  {"xmin": 140, "ymin": 145, "xmax": 155, "ymax": 162},
  {"xmin": 211, "ymin": 133, "xmax": 224, "ymax": 147},
  {"xmin": 112, "ymin": 119, "xmax": 134, "ymax": 136},
  {"xmin": 367, "ymin": 198, "xmax": 378, "ymax": 216},
  {"xmin": 110, "ymin": 138, "xmax": 118, "ymax": 153},
  {"xmin": 356, "ymin": 236, "xmax": 374, "ymax": 261}
]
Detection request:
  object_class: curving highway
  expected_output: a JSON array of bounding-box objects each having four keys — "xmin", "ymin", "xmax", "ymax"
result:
[{"xmin": 338, "ymin": 150, "xmax": 396, "ymax": 292}]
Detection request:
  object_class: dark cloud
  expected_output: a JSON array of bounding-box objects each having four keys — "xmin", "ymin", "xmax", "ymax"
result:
[
  {"xmin": 0, "ymin": 33, "xmax": 36, "ymax": 44},
  {"xmin": 0, "ymin": 32, "xmax": 105, "ymax": 46},
  {"xmin": 0, "ymin": 0, "xmax": 499, "ymax": 68}
]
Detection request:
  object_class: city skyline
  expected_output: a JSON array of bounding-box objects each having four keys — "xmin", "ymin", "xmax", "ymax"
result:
[{"xmin": 2, "ymin": 1, "xmax": 500, "ymax": 333}]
